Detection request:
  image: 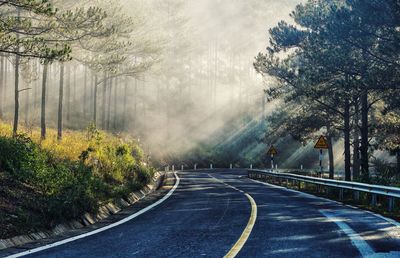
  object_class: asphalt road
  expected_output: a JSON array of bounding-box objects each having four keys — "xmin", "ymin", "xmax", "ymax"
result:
[{"xmin": 5, "ymin": 169, "xmax": 400, "ymax": 257}]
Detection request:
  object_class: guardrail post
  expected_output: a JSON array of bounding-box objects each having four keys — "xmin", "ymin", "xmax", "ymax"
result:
[
  {"xmin": 339, "ymin": 189, "xmax": 344, "ymax": 201},
  {"xmin": 371, "ymin": 194, "xmax": 377, "ymax": 207},
  {"xmin": 388, "ymin": 197, "xmax": 395, "ymax": 212},
  {"xmin": 354, "ymin": 191, "xmax": 360, "ymax": 202},
  {"xmin": 210, "ymin": 164, "xmax": 213, "ymax": 169}
]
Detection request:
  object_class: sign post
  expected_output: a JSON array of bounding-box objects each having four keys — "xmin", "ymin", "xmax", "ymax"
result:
[
  {"xmin": 267, "ymin": 145, "xmax": 278, "ymax": 171},
  {"xmin": 314, "ymin": 135, "xmax": 329, "ymax": 177}
]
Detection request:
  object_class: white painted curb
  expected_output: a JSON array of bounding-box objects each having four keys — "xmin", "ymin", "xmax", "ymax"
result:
[{"xmin": 7, "ymin": 172, "xmax": 180, "ymax": 258}]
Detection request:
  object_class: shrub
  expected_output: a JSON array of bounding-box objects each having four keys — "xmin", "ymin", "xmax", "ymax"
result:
[
  {"xmin": 0, "ymin": 135, "xmax": 48, "ymax": 182},
  {"xmin": 0, "ymin": 123, "xmax": 156, "ymax": 237}
]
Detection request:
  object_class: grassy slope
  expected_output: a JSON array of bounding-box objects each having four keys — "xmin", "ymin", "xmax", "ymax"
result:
[{"xmin": 0, "ymin": 122, "xmax": 154, "ymax": 239}]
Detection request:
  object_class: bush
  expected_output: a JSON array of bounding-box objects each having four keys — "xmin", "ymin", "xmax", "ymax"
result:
[
  {"xmin": 0, "ymin": 127, "xmax": 156, "ymax": 235},
  {"xmin": 0, "ymin": 135, "xmax": 48, "ymax": 182}
]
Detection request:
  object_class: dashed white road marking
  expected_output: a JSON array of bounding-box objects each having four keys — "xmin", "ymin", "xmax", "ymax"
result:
[{"xmin": 7, "ymin": 172, "xmax": 181, "ymax": 258}]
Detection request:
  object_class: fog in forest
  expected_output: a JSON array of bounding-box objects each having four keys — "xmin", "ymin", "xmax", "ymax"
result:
[
  {"xmin": 0, "ymin": 0, "xmax": 303, "ymax": 166},
  {"xmin": 117, "ymin": 0, "xmax": 302, "ymax": 163}
]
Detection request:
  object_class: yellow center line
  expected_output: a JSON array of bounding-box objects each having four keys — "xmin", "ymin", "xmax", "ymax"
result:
[
  {"xmin": 224, "ymin": 192, "xmax": 257, "ymax": 258},
  {"xmin": 208, "ymin": 174, "xmax": 258, "ymax": 258}
]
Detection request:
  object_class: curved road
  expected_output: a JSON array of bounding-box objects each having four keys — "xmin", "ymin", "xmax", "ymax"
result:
[{"xmin": 4, "ymin": 169, "xmax": 400, "ymax": 257}]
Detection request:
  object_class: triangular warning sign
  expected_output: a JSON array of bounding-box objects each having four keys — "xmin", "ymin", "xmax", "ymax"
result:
[
  {"xmin": 314, "ymin": 135, "xmax": 329, "ymax": 149},
  {"xmin": 267, "ymin": 145, "xmax": 278, "ymax": 155}
]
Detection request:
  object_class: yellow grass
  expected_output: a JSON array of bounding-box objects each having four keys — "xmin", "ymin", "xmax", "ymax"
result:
[{"xmin": 0, "ymin": 121, "xmax": 124, "ymax": 161}]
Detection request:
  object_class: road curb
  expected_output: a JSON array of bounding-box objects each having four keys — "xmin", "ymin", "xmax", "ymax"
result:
[{"xmin": 0, "ymin": 171, "xmax": 167, "ymax": 251}]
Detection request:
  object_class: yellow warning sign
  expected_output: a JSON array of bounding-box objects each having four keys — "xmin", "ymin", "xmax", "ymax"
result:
[
  {"xmin": 267, "ymin": 145, "xmax": 278, "ymax": 156},
  {"xmin": 314, "ymin": 135, "xmax": 329, "ymax": 149}
]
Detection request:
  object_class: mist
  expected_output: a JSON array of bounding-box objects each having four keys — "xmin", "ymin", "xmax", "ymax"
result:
[
  {"xmin": 0, "ymin": 0, "xmax": 306, "ymax": 167},
  {"xmin": 118, "ymin": 0, "xmax": 302, "ymax": 165}
]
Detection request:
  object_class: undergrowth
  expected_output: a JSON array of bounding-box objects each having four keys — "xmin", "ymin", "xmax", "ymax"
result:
[{"xmin": 0, "ymin": 122, "xmax": 155, "ymax": 239}]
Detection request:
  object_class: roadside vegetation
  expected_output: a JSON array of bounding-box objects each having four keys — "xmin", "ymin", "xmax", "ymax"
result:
[{"xmin": 0, "ymin": 122, "xmax": 154, "ymax": 239}]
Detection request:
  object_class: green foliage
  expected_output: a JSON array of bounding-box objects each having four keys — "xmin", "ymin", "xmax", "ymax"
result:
[
  {"xmin": 0, "ymin": 0, "xmax": 71, "ymax": 61},
  {"xmin": 0, "ymin": 134, "xmax": 47, "ymax": 181},
  {"xmin": 0, "ymin": 132, "xmax": 154, "ymax": 236}
]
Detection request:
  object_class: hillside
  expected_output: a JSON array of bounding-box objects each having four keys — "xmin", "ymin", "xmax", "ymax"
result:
[{"xmin": 0, "ymin": 122, "xmax": 154, "ymax": 239}]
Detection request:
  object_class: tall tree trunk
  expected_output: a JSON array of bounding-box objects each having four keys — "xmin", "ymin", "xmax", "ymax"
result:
[
  {"xmin": 101, "ymin": 74, "xmax": 107, "ymax": 129},
  {"xmin": 123, "ymin": 78, "xmax": 128, "ymax": 129},
  {"xmin": 93, "ymin": 76, "xmax": 98, "ymax": 126},
  {"xmin": 344, "ymin": 98, "xmax": 351, "ymax": 181},
  {"xmin": 0, "ymin": 55, "xmax": 4, "ymax": 119},
  {"xmin": 73, "ymin": 66, "xmax": 77, "ymax": 116},
  {"xmin": 45, "ymin": 64, "xmax": 50, "ymax": 104},
  {"xmin": 353, "ymin": 98, "xmax": 360, "ymax": 180},
  {"xmin": 90, "ymin": 72, "xmax": 94, "ymax": 119},
  {"xmin": 41, "ymin": 64, "xmax": 48, "ymax": 140},
  {"xmin": 34, "ymin": 62, "xmax": 39, "ymax": 112},
  {"xmin": 4, "ymin": 57, "xmax": 8, "ymax": 116},
  {"xmin": 83, "ymin": 66, "xmax": 87, "ymax": 119},
  {"xmin": 142, "ymin": 76, "xmax": 146, "ymax": 120},
  {"xmin": 13, "ymin": 55, "xmax": 20, "ymax": 136},
  {"xmin": 57, "ymin": 63, "xmax": 64, "ymax": 141},
  {"xmin": 24, "ymin": 82, "xmax": 29, "ymax": 126},
  {"xmin": 66, "ymin": 65, "xmax": 71, "ymax": 122},
  {"xmin": 113, "ymin": 78, "xmax": 117, "ymax": 130},
  {"xmin": 106, "ymin": 78, "xmax": 112, "ymax": 130},
  {"xmin": 134, "ymin": 78, "xmax": 138, "ymax": 127},
  {"xmin": 360, "ymin": 89, "xmax": 369, "ymax": 181},
  {"xmin": 327, "ymin": 129, "xmax": 335, "ymax": 179},
  {"xmin": 13, "ymin": 9, "xmax": 20, "ymax": 135}
]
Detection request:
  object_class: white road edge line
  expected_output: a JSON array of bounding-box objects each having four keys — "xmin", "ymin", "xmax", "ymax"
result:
[
  {"xmin": 7, "ymin": 172, "xmax": 181, "ymax": 258},
  {"xmin": 319, "ymin": 210, "xmax": 375, "ymax": 257},
  {"xmin": 250, "ymin": 178, "xmax": 400, "ymax": 228}
]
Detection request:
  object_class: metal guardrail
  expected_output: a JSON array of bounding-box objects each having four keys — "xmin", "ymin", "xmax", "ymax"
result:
[{"xmin": 248, "ymin": 169, "xmax": 400, "ymax": 212}]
